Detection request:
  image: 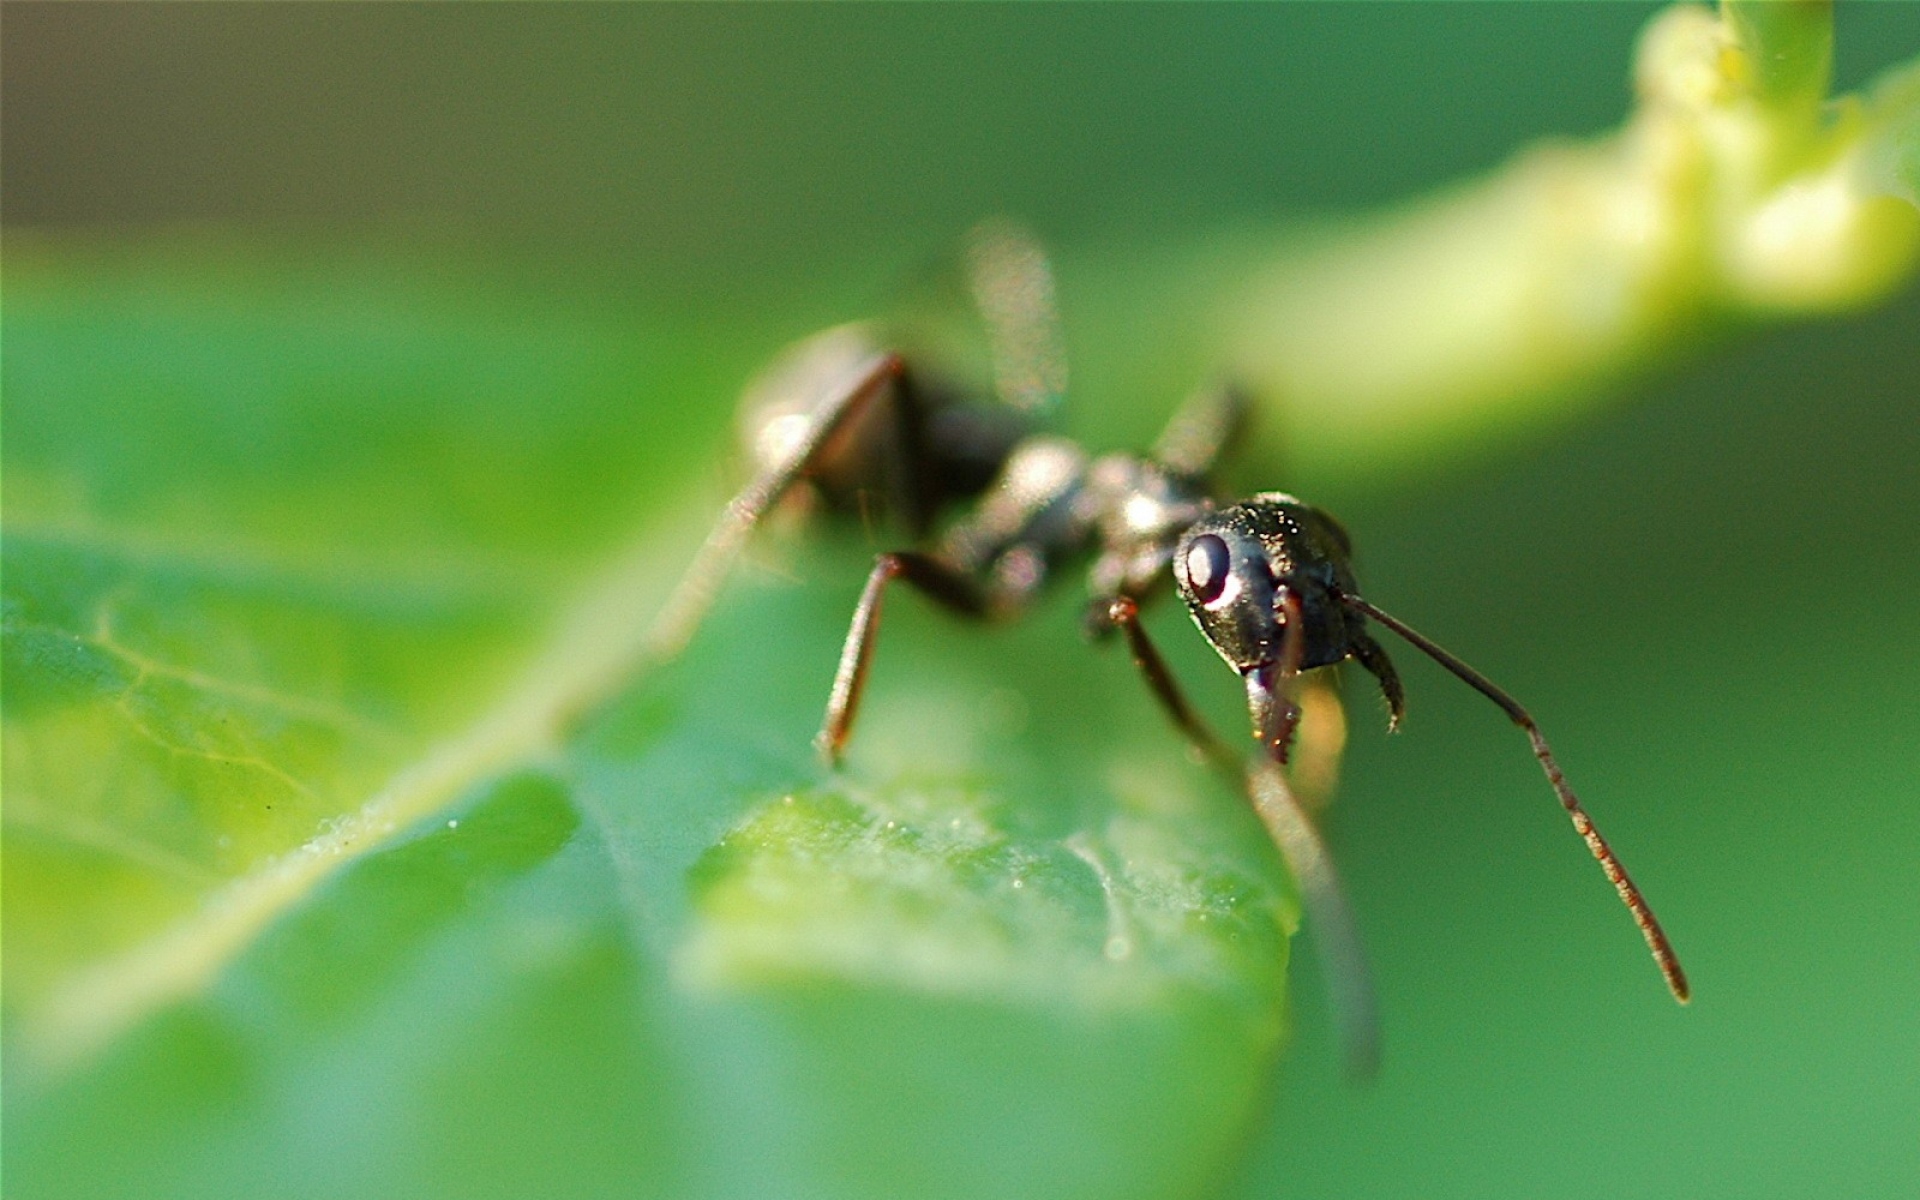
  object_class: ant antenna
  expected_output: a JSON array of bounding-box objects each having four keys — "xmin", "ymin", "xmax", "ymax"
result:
[{"xmin": 1341, "ymin": 594, "xmax": 1691, "ymax": 1005}]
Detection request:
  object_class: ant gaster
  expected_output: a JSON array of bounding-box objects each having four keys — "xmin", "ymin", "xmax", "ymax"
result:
[{"xmin": 651, "ymin": 222, "xmax": 1688, "ymax": 1075}]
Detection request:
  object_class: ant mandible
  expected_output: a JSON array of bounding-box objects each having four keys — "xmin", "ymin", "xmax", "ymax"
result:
[{"xmin": 650, "ymin": 221, "xmax": 1688, "ymax": 1074}]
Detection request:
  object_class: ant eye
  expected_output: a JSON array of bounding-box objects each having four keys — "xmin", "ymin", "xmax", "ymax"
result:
[{"xmin": 1185, "ymin": 534, "xmax": 1232, "ymax": 604}]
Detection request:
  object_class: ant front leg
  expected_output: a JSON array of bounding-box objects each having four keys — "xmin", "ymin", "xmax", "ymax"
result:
[
  {"xmin": 1099, "ymin": 596, "xmax": 1240, "ymax": 780},
  {"xmin": 1101, "ymin": 589, "xmax": 1320, "ymax": 782},
  {"xmin": 817, "ymin": 551, "xmax": 990, "ymax": 764},
  {"xmin": 1101, "ymin": 594, "xmax": 1381, "ymax": 1077},
  {"xmin": 1244, "ymin": 589, "xmax": 1309, "ymax": 764}
]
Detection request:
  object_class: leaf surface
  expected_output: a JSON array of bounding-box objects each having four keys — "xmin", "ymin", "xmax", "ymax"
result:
[{"xmin": 3, "ymin": 239, "xmax": 1296, "ymax": 1200}]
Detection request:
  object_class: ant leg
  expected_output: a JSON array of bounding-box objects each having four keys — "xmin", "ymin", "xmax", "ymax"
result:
[
  {"xmin": 817, "ymin": 551, "xmax": 989, "ymax": 764},
  {"xmin": 1243, "ymin": 757, "xmax": 1382, "ymax": 1079},
  {"xmin": 1262, "ymin": 587, "xmax": 1382, "ymax": 1075},
  {"xmin": 1103, "ymin": 594, "xmax": 1381, "ymax": 1076},
  {"xmin": 1244, "ymin": 589, "xmax": 1309, "ymax": 764},
  {"xmin": 647, "ymin": 353, "xmax": 905, "ymax": 660},
  {"xmin": 1341, "ymin": 594, "xmax": 1690, "ymax": 1004},
  {"xmin": 1348, "ymin": 631, "xmax": 1407, "ymax": 733},
  {"xmin": 1101, "ymin": 591, "xmax": 1345, "ymax": 806},
  {"xmin": 1151, "ymin": 382, "xmax": 1251, "ymax": 479},
  {"xmin": 870, "ymin": 373, "xmax": 935, "ymax": 539},
  {"xmin": 1101, "ymin": 596, "xmax": 1240, "ymax": 778},
  {"xmin": 1245, "ymin": 668, "xmax": 1302, "ymax": 764},
  {"xmin": 964, "ymin": 218, "xmax": 1068, "ymax": 417}
]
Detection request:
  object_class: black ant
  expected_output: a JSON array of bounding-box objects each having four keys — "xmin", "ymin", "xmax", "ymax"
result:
[{"xmin": 650, "ymin": 222, "xmax": 1688, "ymax": 1074}]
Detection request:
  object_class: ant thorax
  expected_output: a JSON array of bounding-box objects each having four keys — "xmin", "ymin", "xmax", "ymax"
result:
[
  {"xmin": 936, "ymin": 440, "xmax": 1215, "ymax": 612},
  {"xmin": 938, "ymin": 435, "xmax": 1093, "ymax": 605},
  {"xmin": 1079, "ymin": 453, "xmax": 1215, "ymax": 601}
]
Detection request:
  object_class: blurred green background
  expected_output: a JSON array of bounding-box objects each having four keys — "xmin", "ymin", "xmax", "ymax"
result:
[{"xmin": 6, "ymin": 5, "xmax": 1919, "ymax": 1199}]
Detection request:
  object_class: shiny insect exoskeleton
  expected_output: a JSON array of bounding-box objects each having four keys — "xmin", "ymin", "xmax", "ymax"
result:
[{"xmin": 651, "ymin": 222, "xmax": 1688, "ymax": 1075}]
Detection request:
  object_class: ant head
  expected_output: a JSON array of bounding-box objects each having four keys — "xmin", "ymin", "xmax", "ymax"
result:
[{"xmin": 1172, "ymin": 494, "xmax": 1359, "ymax": 674}]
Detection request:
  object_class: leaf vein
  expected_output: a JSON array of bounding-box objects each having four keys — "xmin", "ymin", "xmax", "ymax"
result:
[{"xmin": 21, "ymin": 499, "xmax": 709, "ymax": 1079}]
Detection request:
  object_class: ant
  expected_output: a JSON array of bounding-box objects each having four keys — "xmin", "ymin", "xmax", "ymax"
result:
[{"xmin": 650, "ymin": 221, "xmax": 1688, "ymax": 1074}]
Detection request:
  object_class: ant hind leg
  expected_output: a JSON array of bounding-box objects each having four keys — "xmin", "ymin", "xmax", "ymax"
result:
[{"xmin": 647, "ymin": 352, "xmax": 906, "ymax": 661}]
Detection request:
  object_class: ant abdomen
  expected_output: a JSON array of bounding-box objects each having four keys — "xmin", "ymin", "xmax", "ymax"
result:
[{"xmin": 737, "ymin": 323, "xmax": 1026, "ymax": 538}]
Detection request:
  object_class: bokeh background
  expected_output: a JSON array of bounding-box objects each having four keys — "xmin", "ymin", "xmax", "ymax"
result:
[{"xmin": 7, "ymin": 5, "xmax": 1919, "ymax": 1199}]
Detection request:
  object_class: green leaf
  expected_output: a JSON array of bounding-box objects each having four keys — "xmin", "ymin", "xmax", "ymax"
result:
[
  {"xmin": 1862, "ymin": 54, "xmax": 1920, "ymax": 205},
  {"xmin": 1219, "ymin": 8, "xmax": 1920, "ymax": 480},
  {"xmin": 3, "ymin": 238, "xmax": 1296, "ymax": 1200},
  {"xmin": 1722, "ymin": 0, "xmax": 1832, "ymax": 116}
]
